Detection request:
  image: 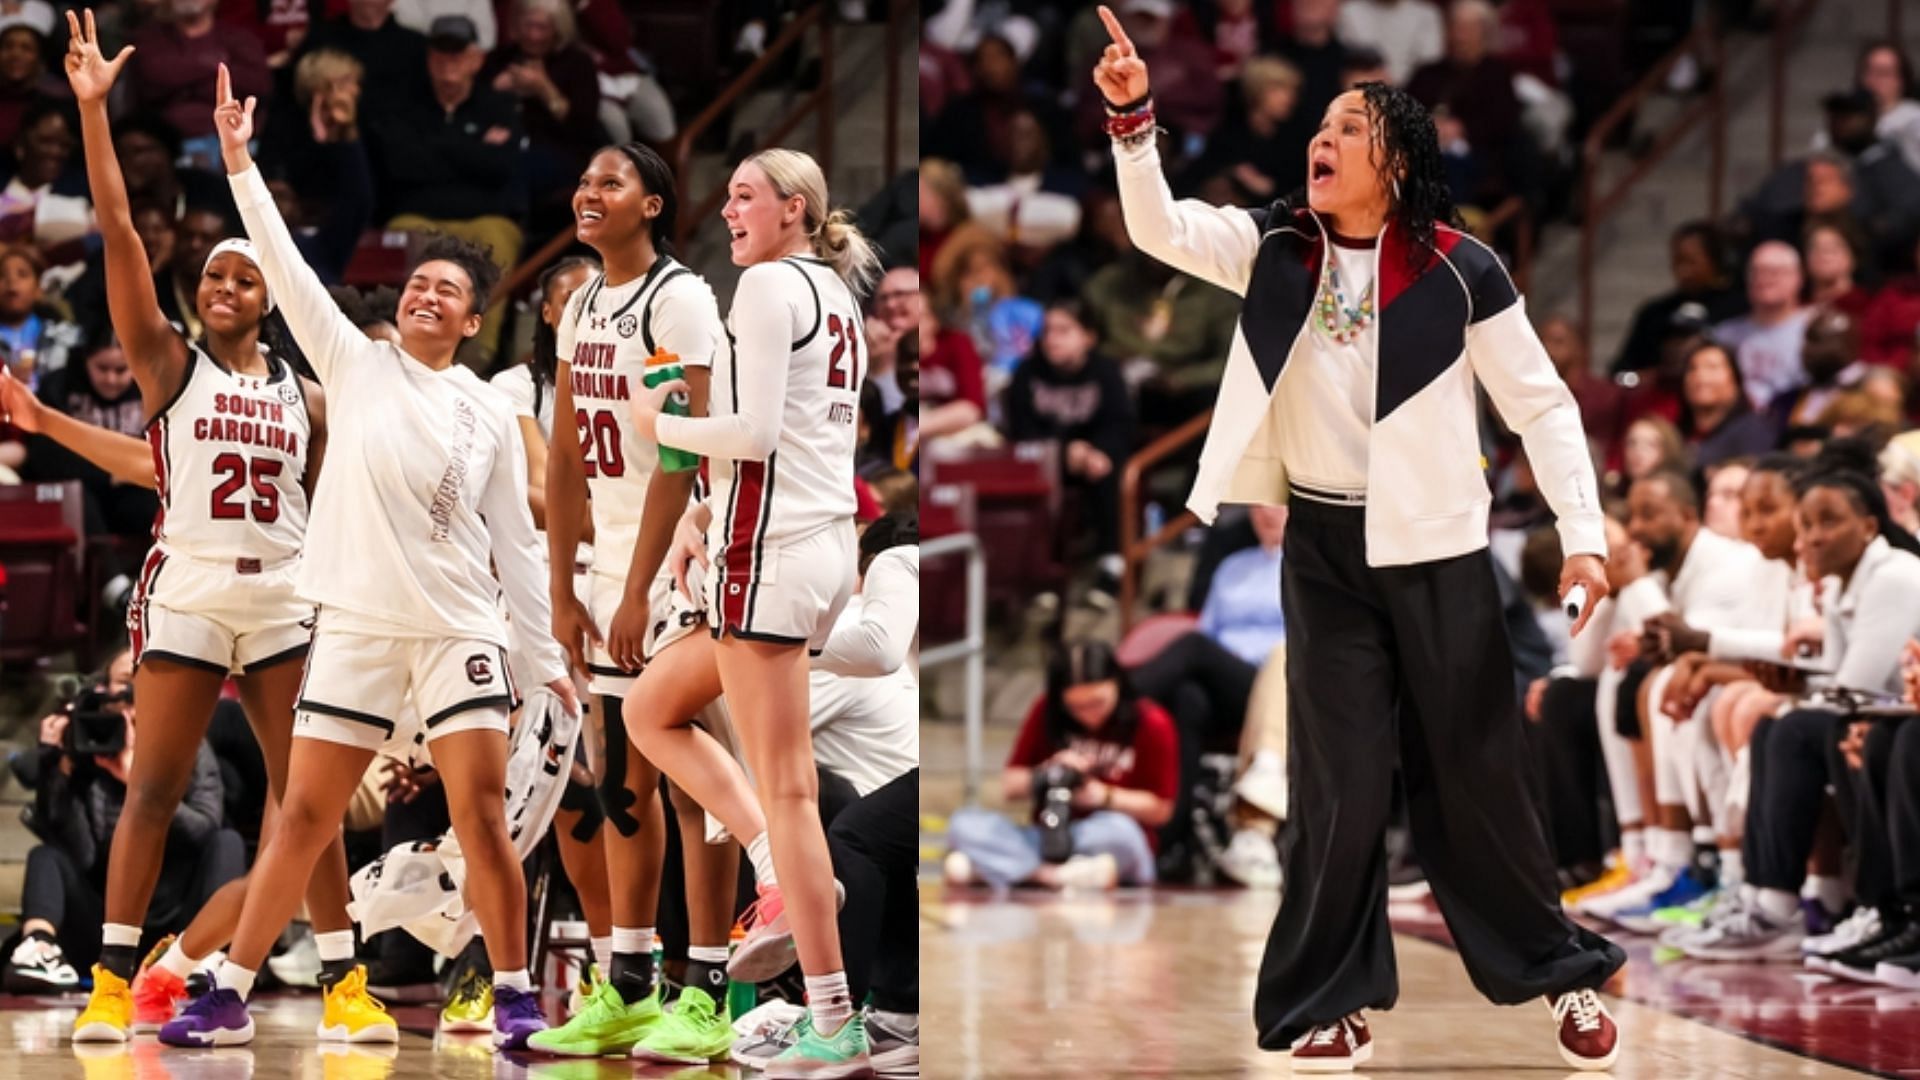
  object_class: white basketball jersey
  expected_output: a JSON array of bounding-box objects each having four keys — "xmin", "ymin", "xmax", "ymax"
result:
[
  {"xmin": 559, "ymin": 257, "xmax": 721, "ymax": 574},
  {"xmin": 711, "ymin": 256, "xmax": 861, "ymax": 573},
  {"xmin": 148, "ymin": 345, "xmax": 311, "ymax": 564}
]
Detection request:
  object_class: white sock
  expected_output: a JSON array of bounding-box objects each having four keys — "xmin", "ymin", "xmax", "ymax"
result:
[
  {"xmin": 1653, "ymin": 827, "xmax": 1692, "ymax": 869},
  {"xmin": 803, "ymin": 971, "xmax": 853, "ymax": 1033},
  {"xmin": 1718, "ymin": 848, "xmax": 1744, "ymax": 889},
  {"xmin": 688, "ymin": 944, "xmax": 730, "ymax": 964},
  {"xmin": 314, "ymin": 930, "xmax": 355, "ymax": 964},
  {"xmin": 157, "ymin": 939, "xmax": 199, "ymax": 981},
  {"xmin": 590, "ymin": 936, "xmax": 613, "ymax": 973},
  {"xmin": 1806, "ymin": 874, "xmax": 1849, "ymax": 914},
  {"xmin": 1620, "ymin": 829, "xmax": 1646, "ymax": 871},
  {"xmin": 612, "ymin": 926, "xmax": 655, "ymax": 956},
  {"xmin": 216, "ymin": 961, "xmax": 257, "ymax": 1000},
  {"xmin": 494, "ymin": 968, "xmax": 532, "ymax": 992},
  {"xmin": 746, "ymin": 832, "xmax": 778, "ymax": 888},
  {"xmin": 1755, "ymin": 887, "xmax": 1800, "ymax": 922},
  {"xmin": 102, "ymin": 923, "xmax": 141, "ymax": 949}
]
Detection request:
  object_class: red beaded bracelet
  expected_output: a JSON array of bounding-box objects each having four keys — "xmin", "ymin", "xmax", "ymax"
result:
[{"xmin": 1104, "ymin": 105, "xmax": 1156, "ymax": 141}]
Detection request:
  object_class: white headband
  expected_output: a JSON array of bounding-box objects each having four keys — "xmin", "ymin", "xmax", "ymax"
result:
[{"xmin": 204, "ymin": 238, "xmax": 273, "ymax": 313}]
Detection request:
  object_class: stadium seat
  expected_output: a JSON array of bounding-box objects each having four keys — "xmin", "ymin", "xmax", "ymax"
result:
[
  {"xmin": 342, "ymin": 229, "xmax": 417, "ymax": 288},
  {"xmin": 921, "ymin": 482, "xmax": 977, "ymax": 644},
  {"xmin": 926, "ymin": 442, "xmax": 1066, "ymax": 620},
  {"xmin": 0, "ymin": 481, "xmax": 87, "ymax": 666},
  {"xmin": 1115, "ymin": 612, "xmax": 1201, "ymax": 670}
]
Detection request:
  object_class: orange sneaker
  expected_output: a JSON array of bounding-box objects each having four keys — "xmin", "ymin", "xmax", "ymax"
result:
[
  {"xmin": 1562, "ymin": 859, "xmax": 1634, "ymax": 909},
  {"xmin": 726, "ymin": 886, "xmax": 795, "ymax": 984},
  {"xmin": 131, "ymin": 964, "xmax": 189, "ymax": 1033}
]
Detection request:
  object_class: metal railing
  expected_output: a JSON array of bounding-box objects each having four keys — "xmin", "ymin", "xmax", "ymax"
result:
[
  {"xmin": 1577, "ymin": 19, "xmax": 1727, "ymax": 353},
  {"xmin": 921, "ymin": 532, "xmax": 988, "ymax": 804},
  {"xmin": 1117, "ymin": 410, "xmax": 1212, "ymax": 632},
  {"xmin": 673, "ymin": 4, "xmax": 835, "ymax": 250}
]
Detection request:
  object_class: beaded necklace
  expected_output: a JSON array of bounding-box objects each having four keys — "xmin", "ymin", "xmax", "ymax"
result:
[{"xmin": 1315, "ymin": 258, "xmax": 1376, "ymax": 345}]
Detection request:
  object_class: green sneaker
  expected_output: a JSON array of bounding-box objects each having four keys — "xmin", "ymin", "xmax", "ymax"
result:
[
  {"xmin": 1654, "ymin": 887, "xmax": 1726, "ymax": 927},
  {"xmin": 524, "ymin": 979, "xmax": 660, "ymax": 1057},
  {"xmin": 629, "ymin": 987, "xmax": 733, "ymax": 1064},
  {"xmin": 764, "ymin": 1012, "xmax": 871, "ymax": 1079}
]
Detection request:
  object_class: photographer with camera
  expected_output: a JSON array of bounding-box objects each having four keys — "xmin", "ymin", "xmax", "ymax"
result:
[
  {"xmin": 3, "ymin": 647, "xmax": 244, "ymax": 994},
  {"xmin": 945, "ymin": 640, "xmax": 1178, "ymax": 890}
]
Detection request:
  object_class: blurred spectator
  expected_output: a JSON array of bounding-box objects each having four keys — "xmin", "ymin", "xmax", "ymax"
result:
[
  {"xmin": 1714, "ymin": 241, "xmax": 1812, "ymax": 410},
  {"xmin": 482, "ymin": 0, "xmax": 600, "ymax": 228},
  {"xmin": 566, "ymin": 0, "xmax": 671, "ymax": 146},
  {"xmin": 1679, "ymin": 339, "xmax": 1777, "ymax": 472},
  {"xmin": 128, "ymin": 0, "xmax": 271, "ymax": 164},
  {"xmin": 215, "ymin": 0, "xmax": 309, "ymax": 67},
  {"xmin": 1883, "ymin": 437, "xmax": 1920, "ymax": 533},
  {"xmin": 918, "ymin": 304, "xmax": 984, "ymax": 445},
  {"xmin": 297, "ymin": 0, "xmax": 432, "ymax": 106},
  {"xmin": 1541, "ymin": 313, "xmax": 1625, "ymax": 468},
  {"xmin": 0, "ymin": 0, "xmax": 52, "ymax": 37},
  {"xmin": 933, "ymin": 229, "xmax": 1043, "ymax": 380},
  {"xmin": 1774, "ymin": 305, "xmax": 1866, "ymax": 432},
  {"xmin": 59, "ymin": 196, "xmax": 172, "ymax": 352},
  {"xmin": 1805, "ymin": 218, "xmax": 1872, "ymax": 320},
  {"xmin": 1770, "ymin": 94, "xmax": 1920, "ymax": 271},
  {"xmin": 1407, "ymin": 0, "xmax": 1521, "ymax": 203},
  {"xmin": 1186, "ymin": 56, "xmax": 1307, "ymax": 205},
  {"xmin": 110, "ymin": 113, "xmax": 231, "ymax": 220},
  {"xmin": 1861, "ymin": 233, "xmax": 1920, "ymax": 371},
  {"xmin": 0, "ymin": 24, "xmax": 68, "ymax": 150},
  {"xmin": 918, "ymin": 157, "xmax": 969, "ymax": 281},
  {"xmin": 1096, "ymin": 0, "xmax": 1223, "ymax": 144},
  {"xmin": 1337, "ymin": 0, "xmax": 1443, "ymax": 85},
  {"xmin": 868, "ymin": 320, "xmax": 918, "ymax": 477},
  {"xmin": 1614, "ymin": 222, "xmax": 1745, "ymax": 374},
  {"xmin": 1005, "ymin": 299, "xmax": 1133, "ymax": 577},
  {"xmin": 1340, "ymin": 46, "xmax": 1392, "ymax": 89},
  {"xmin": 1822, "ymin": 40, "xmax": 1920, "ymax": 178},
  {"xmin": 963, "ymin": 109, "xmax": 1085, "ymax": 251},
  {"xmin": 1701, "ymin": 458, "xmax": 1751, "ymax": 538},
  {"xmin": 20, "ymin": 336, "xmax": 156, "ymax": 541},
  {"xmin": 929, "ymin": 34, "xmax": 1067, "ymax": 181},
  {"xmin": 1278, "ymin": 0, "xmax": 1347, "ymax": 133},
  {"xmin": 155, "ymin": 200, "xmax": 229, "ymax": 339},
  {"xmin": 393, "ymin": 0, "xmax": 495, "ymax": 51},
  {"xmin": 1192, "ymin": 0, "xmax": 1275, "ymax": 82},
  {"xmin": 0, "ymin": 243, "xmax": 79, "ymax": 385},
  {"xmin": 867, "ymin": 266, "xmax": 918, "ymax": 411},
  {"xmin": 372, "ymin": 14, "xmax": 524, "ymax": 366},
  {"xmin": 1859, "ymin": 364, "xmax": 1909, "ymax": 421},
  {"xmin": 1081, "ymin": 225, "xmax": 1238, "ymax": 429},
  {"xmin": 1616, "ymin": 415, "xmax": 1688, "ymax": 495},
  {"xmin": 0, "ymin": 100, "xmax": 91, "ymax": 261},
  {"xmin": 1023, "ymin": 186, "xmax": 1125, "ymax": 305},
  {"xmin": 1493, "ymin": 0, "xmax": 1561, "ymax": 89},
  {"xmin": 256, "ymin": 52, "xmax": 374, "ymax": 285}
]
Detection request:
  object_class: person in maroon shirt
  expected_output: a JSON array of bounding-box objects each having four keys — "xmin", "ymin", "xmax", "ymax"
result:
[
  {"xmin": 1540, "ymin": 314, "xmax": 1626, "ymax": 473},
  {"xmin": 1406, "ymin": 0, "xmax": 1520, "ymax": 202},
  {"xmin": 917, "ymin": 304, "xmax": 986, "ymax": 442},
  {"xmin": 128, "ymin": 0, "xmax": 269, "ymax": 155},
  {"xmin": 481, "ymin": 0, "xmax": 598, "ymax": 224},
  {"xmin": 1861, "ymin": 234, "xmax": 1920, "ymax": 370},
  {"xmin": 945, "ymin": 640, "xmax": 1178, "ymax": 889}
]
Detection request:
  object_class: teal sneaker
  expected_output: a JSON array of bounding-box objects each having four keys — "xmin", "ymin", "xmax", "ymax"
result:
[
  {"xmin": 629, "ymin": 987, "xmax": 733, "ymax": 1064},
  {"xmin": 525, "ymin": 978, "xmax": 660, "ymax": 1057},
  {"xmin": 764, "ymin": 1011, "xmax": 871, "ymax": 1079}
]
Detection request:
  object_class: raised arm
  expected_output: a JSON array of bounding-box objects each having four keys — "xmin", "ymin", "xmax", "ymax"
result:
[
  {"xmin": 1096, "ymin": 5, "xmax": 1260, "ymax": 296},
  {"xmin": 0, "ymin": 369, "xmax": 154, "ymax": 486},
  {"xmin": 65, "ymin": 8, "xmax": 188, "ymax": 414},
  {"xmin": 215, "ymin": 64, "xmax": 362, "ymax": 385}
]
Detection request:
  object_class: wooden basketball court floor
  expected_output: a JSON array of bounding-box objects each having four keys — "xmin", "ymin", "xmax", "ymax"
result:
[
  {"xmin": 923, "ymin": 882, "xmax": 1920, "ymax": 1079},
  {"xmin": 0, "ymin": 993, "xmax": 750, "ymax": 1080}
]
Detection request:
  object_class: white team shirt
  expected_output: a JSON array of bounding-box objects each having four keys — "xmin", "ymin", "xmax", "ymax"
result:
[
  {"xmin": 491, "ymin": 363, "xmax": 555, "ymax": 442},
  {"xmin": 657, "ymin": 256, "xmax": 861, "ymax": 576},
  {"xmin": 1273, "ymin": 240, "xmax": 1375, "ymax": 495},
  {"xmin": 809, "ymin": 546, "xmax": 920, "ymax": 796},
  {"xmin": 557, "ymin": 259, "xmax": 722, "ymax": 579},
  {"xmin": 149, "ymin": 342, "xmax": 311, "ymax": 565},
  {"xmin": 228, "ymin": 166, "xmax": 564, "ymax": 683}
]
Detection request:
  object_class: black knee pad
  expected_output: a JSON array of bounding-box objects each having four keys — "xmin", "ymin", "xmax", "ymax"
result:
[
  {"xmin": 560, "ymin": 777, "xmax": 604, "ymax": 842},
  {"xmin": 596, "ymin": 696, "xmax": 645, "ymax": 838}
]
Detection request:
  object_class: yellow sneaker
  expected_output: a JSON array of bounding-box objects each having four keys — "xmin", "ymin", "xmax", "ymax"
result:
[
  {"xmin": 1562, "ymin": 859, "xmax": 1634, "ymax": 908},
  {"xmin": 73, "ymin": 965, "xmax": 134, "ymax": 1043},
  {"xmin": 318, "ymin": 965, "xmax": 398, "ymax": 1044},
  {"xmin": 439, "ymin": 966, "xmax": 494, "ymax": 1034}
]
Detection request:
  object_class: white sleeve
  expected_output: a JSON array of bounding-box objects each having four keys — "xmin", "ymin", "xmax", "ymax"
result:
[
  {"xmin": 1708, "ymin": 627, "xmax": 1787, "ymax": 664},
  {"xmin": 228, "ymin": 165, "xmax": 364, "ymax": 387},
  {"xmin": 816, "ymin": 547, "xmax": 919, "ymax": 677},
  {"xmin": 654, "ymin": 263, "xmax": 790, "ymax": 462},
  {"xmin": 1113, "ymin": 138, "xmax": 1262, "ymax": 297},
  {"xmin": 1834, "ymin": 562, "xmax": 1920, "ymax": 695},
  {"xmin": 653, "ymin": 278, "xmax": 723, "ymax": 370},
  {"xmin": 555, "ymin": 278, "xmax": 587, "ymax": 370},
  {"xmin": 491, "ymin": 367, "xmax": 537, "ymax": 421},
  {"xmin": 482, "ymin": 405, "xmax": 566, "ymax": 685}
]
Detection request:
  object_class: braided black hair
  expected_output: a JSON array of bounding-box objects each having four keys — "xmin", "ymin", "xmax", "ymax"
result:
[
  {"xmin": 1355, "ymin": 81, "xmax": 1463, "ymax": 271},
  {"xmin": 1793, "ymin": 464, "xmax": 1920, "ymax": 558},
  {"xmin": 530, "ymin": 255, "xmax": 600, "ymax": 416}
]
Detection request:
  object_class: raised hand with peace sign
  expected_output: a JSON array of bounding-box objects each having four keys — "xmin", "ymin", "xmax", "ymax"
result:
[{"xmin": 1092, "ymin": 5, "xmax": 1150, "ymax": 106}]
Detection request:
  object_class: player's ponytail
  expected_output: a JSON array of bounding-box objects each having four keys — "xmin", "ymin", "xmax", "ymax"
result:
[{"xmin": 745, "ymin": 147, "xmax": 882, "ymax": 297}]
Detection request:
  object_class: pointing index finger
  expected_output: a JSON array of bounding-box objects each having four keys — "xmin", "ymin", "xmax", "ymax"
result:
[
  {"xmin": 216, "ymin": 61, "xmax": 230, "ymax": 103},
  {"xmin": 1097, "ymin": 5, "xmax": 1134, "ymax": 55}
]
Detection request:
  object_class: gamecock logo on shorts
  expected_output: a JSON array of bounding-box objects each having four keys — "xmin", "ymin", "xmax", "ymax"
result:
[{"xmin": 465, "ymin": 653, "xmax": 493, "ymax": 685}]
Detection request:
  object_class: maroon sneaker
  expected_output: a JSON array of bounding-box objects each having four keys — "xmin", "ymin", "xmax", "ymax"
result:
[
  {"xmin": 1290, "ymin": 1013, "xmax": 1372, "ymax": 1073},
  {"xmin": 1549, "ymin": 988, "xmax": 1619, "ymax": 1070}
]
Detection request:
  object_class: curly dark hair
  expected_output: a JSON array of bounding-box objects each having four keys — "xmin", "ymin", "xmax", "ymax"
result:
[
  {"xmin": 1353, "ymin": 81, "xmax": 1463, "ymax": 269},
  {"xmin": 411, "ymin": 233, "xmax": 502, "ymax": 315}
]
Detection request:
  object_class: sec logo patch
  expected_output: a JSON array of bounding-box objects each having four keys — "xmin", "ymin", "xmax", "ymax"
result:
[
  {"xmin": 465, "ymin": 653, "xmax": 493, "ymax": 685},
  {"xmin": 617, "ymin": 314, "xmax": 638, "ymax": 338}
]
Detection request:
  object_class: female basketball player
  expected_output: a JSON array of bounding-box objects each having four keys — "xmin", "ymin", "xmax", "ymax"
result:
[
  {"xmin": 1093, "ymin": 6, "xmax": 1624, "ymax": 1072},
  {"xmin": 625, "ymin": 147, "xmax": 880, "ymax": 1077},
  {"xmin": 532, "ymin": 143, "xmax": 744, "ymax": 1063},
  {"xmin": 57, "ymin": 13, "xmax": 376, "ymax": 1046},
  {"xmin": 157, "ymin": 65, "xmax": 572, "ymax": 1052}
]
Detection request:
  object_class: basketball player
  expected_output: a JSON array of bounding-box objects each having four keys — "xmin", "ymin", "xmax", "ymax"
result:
[
  {"xmin": 531, "ymin": 143, "xmax": 742, "ymax": 1063},
  {"xmin": 57, "ymin": 13, "xmax": 377, "ymax": 1046},
  {"xmin": 625, "ymin": 147, "xmax": 880, "ymax": 1077},
  {"xmin": 1094, "ymin": 6, "xmax": 1625, "ymax": 1072},
  {"xmin": 157, "ymin": 66, "xmax": 572, "ymax": 1051}
]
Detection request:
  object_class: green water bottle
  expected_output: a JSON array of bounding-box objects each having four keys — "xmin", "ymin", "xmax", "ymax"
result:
[{"xmin": 645, "ymin": 348, "xmax": 700, "ymax": 473}]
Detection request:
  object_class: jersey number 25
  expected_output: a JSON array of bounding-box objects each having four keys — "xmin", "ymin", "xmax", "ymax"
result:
[{"xmin": 209, "ymin": 452, "xmax": 283, "ymax": 523}]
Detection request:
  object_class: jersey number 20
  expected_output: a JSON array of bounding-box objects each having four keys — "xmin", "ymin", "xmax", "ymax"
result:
[
  {"xmin": 209, "ymin": 452, "xmax": 283, "ymax": 523},
  {"xmin": 576, "ymin": 408, "xmax": 625, "ymax": 478}
]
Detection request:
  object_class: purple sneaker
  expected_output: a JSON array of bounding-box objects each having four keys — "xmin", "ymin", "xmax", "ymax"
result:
[
  {"xmin": 490, "ymin": 985, "xmax": 547, "ymax": 1050},
  {"xmin": 158, "ymin": 986, "xmax": 254, "ymax": 1047}
]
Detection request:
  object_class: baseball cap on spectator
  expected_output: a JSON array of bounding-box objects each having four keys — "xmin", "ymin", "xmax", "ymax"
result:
[
  {"xmin": 427, "ymin": 15, "xmax": 479, "ymax": 52},
  {"xmin": 1669, "ymin": 301, "xmax": 1712, "ymax": 337},
  {"xmin": 1821, "ymin": 88, "xmax": 1877, "ymax": 118},
  {"xmin": 1121, "ymin": 0, "xmax": 1174, "ymax": 19}
]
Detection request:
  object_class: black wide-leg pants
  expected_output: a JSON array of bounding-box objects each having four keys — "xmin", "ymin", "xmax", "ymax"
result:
[{"xmin": 1254, "ymin": 499, "xmax": 1626, "ymax": 1050}]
